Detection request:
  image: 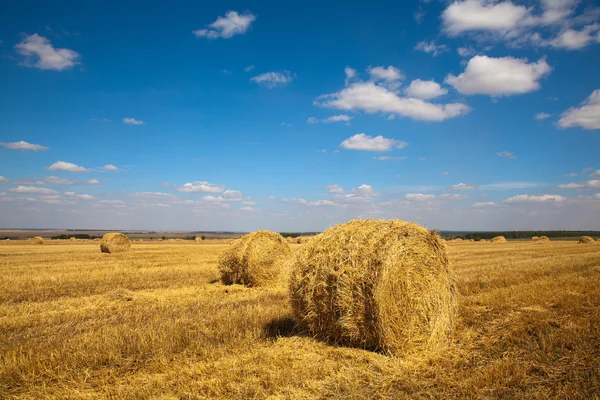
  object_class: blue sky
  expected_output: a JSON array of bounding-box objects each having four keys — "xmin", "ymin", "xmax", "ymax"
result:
[{"xmin": 1, "ymin": 0, "xmax": 600, "ymax": 231}]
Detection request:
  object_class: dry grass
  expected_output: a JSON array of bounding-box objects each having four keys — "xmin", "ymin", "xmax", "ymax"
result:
[
  {"xmin": 289, "ymin": 219, "xmax": 456, "ymax": 354},
  {"xmin": 1, "ymin": 240, "xmax": 599, "ymax": 399}
]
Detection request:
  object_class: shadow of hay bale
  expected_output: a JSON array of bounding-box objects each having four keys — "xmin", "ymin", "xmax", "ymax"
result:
[{"xmin": 263, "ymin": 317, "xmax": 301, "ymax": 340}]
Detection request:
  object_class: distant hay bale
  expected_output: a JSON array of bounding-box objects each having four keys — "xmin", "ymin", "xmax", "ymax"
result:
[
  {"xmin": 579, "ymin": 236, "xmax": 594, "ymax": 244},
  {"xmin": 491, "ymin": 236, "xmax": 507, "ymax": 243},
  {"xmin": 195, "ymin": 237, "xmax": 203, "ymax": 243},
  {"xmin": 289, "ymin": 219, "xmax": 457, "ymax": 354},
  {"xmin": 218, "ymin": 230, "xmax": 291, "ymax": 286},
  {"xmin": 537, "ymin": 236, "xmax": 550, "ymax": 244},
  {"xmin": 480, "ymin": 239, "xmax": 486, "ymax": 242},
  {"xmin": 532, "ymin": 236, "xmax": 540, "ymax": 241},
  {"xmin": 296, "ymin": 236, "xmax": 313, "ymax": 244},
  {"xmin": 453, "ymin": 238, "xmax": 463, "ymax": 242},
  {"xmin": 30, "ymin": 236, "xmax": 44, "ymax": 245},
  {"xmin": 69, "ymin": 237, "xmax": 77, "ymax": 242},
  {"xmin": 100, "ymin": 232, "xmax": 131, "ymax": 253},
  {"xmin": 157, "ymin": 238, "xmax": 164, "ymax": 242},
  {"xmin": 286, "ymin": 237, "xmax": 296, "ymax": 244},
  {"xmin": 466, "ymin": 239, "xmax": 475, "ymax": 242}
]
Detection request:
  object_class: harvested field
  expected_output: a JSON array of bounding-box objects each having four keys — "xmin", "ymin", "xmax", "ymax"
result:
[{"xmin": 1, "ymin": 240, "xmax": 599, "ymax": 399}]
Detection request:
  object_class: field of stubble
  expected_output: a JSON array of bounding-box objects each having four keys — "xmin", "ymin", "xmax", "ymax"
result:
[{"xmin": 1, "ymin": 239, "xmax": 599, "ymax": 399}]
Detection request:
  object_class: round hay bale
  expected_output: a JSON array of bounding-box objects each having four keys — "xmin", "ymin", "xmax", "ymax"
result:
[
  {"xmin": 532, "ymin": 236, "xmax": 540, "ymax": 241},
  {"xmin": 491, "ymin": 236, "xmax": 507, "ymax": 243},
  {"xmin": 100, "ymin": 232, "xmax": 131, "ymax": 253},
  {"xmin": 480, "ymin": 239, "xmax": 487, "ymax": 242},
  {"xmin": 30, "ymin": 236, "xmax": 44, "ymax": 245},
  {"xmin": 69, "ymin": 237, "xmax": 77, "ymax": 242},
  {"xmin": 157, "ymin": 238, "xmax": 164, "ymax": 242},
  {"xmin": 296, "ymin": 236, "xmax": 312, "ymax": 244},
  {"xmin": 289, "ymin": 219, "xmax": 457, "ymax": 354},
  {"xmin": 218, "ymin": 230, "xmax": 291, "ymax": 286},
  {"xmin": 195, "ymin": 237, "xmax": 203, "ymax": 243},
  {"xmin": 579, "ymin": 236, "xmax": 594, "ymax": 244},
  {"xmin": 537, "ymin": 236, "xmax": 550, "ymax": 244},
  {"xmin": 286, "ymin": 237, "xmax": 296, "ymax": 244}
]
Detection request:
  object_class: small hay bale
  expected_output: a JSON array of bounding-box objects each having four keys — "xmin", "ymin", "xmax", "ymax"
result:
[
  {"xmin": 466, "ymin": 239, "xmax": 475, "ymax": 242},
  {"xmin": 30, "ymin": 236, "xmax": 44, "ymax": 245},
  {"xmin": 100, "ymin": 232, "xmax": 131, "ymax": 253},
  {"xmin": 296, "ymin": 236, "xmax": 312, "ymax": 244},
  {"xmin": 491, "ymin": 236, "xmax": 507, "ymax": 243},
  {"xmin": 195, "ymin": 237, "xmax": 203, "ymax": 243},
  {"xmin": 537, "ymin": 236, "xmax": 550, "ymax": 244},
  {"xmin": 452, "ymin": 238, "xmax": 463, "ymax": 242},
  {"xmin": 286, "ymin": 237, "xmax": 296, "ymax": 244},
  {"xmin": 218, "ymin": 230, "xmax": 291, "ymax": 286},
  {"xmin": 157, "ymin": 238, "xmax": 164, "ymax": 242},
  {"xmin": 480, "ymin": 239, "xmax": 486, "ymax": 242},
  {"xmin": 69, "ymin": 237, "xmax": 77, "ymax": 242},
  {"xmin": 532, "ymin": 236, "xmax": 540, "ymax": 241},
  {"xmin": 579, "ymin": 236, "xmax": 594, "ymax": 244},
  {"xmin": 289, "ymin": 219, "xmax": 456, "ymax": 354}
]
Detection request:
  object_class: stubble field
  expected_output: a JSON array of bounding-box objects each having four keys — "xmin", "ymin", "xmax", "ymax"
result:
[{"xmin": 1, "ymin": 239, "xmax": 599, "ymax": 399}]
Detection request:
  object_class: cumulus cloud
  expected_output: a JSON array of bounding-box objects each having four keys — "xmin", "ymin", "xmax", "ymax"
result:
[
  {"xmin": 250, "ymin": 71, "xmax": 293, "ymax": 88},
  {"xmin": 99, "ymin": 199, "xmax": 126, "ymax": 206},
  {"xmin": 480, "ymin": 182, "xmax": 544, "ymax": 190},
  {"xmin": 450, "ymin": 183, "xmax": 478, "ymax": 190},
  {"xmin": 504, "ymin": 194, "xmax": 566, "ymax": 203},
  {"xmin": 203, "ymin": 190, "xmax": 243, "ymax": 202},
  {"xmin": 46, "ymin": 161, "xmax": 88, "ymax": 173},
  {"xmin": 193, "ymin": 11, "xmax": 256, "ymax": 39},
  {"xmin": 132, "ymin": 192, "xmax": 176, "ymax": 200},
  {"xmin": 0, "ymin": 176, "xmax": 9, "ymax": 184},
  {"xmin": 558, "ymin": 89, "xmax": 600, "ymax": 130},
  {"xmin": 414, "ymin": 40, "xmax": 449, "ymax": 56},
  {"xmin": 442, "ymin": 0, "xmax": 529, "ymax": 35},
  {"xmin": 45, "ymin": 176, "xmax": 74, "ymax": 185},
  {"xmin": 344, "ymin": 66, "xmax": 357, "ymax": 86},
  {"xmin": 546, "ymin": 24, "xmax": 600, "ymax": 50},
  {"xmin": 368, "ymin": 66, "xmax": 404, "ymax": 81},
  {"xmin": 65, "ymin": 193, "xmax": 95, "ymax": 200},
  {"xmin": 497, "ymin": 151, "xmax": 516, "ymax": 159},
  {"xmin": 590, "ymin": 170, "xmax": 600, "ymax": 178},
  {"xmin": 445, "ymin": 56, "xmax": 551, "ymax": 96},
  {"xmin": 473, "ymin": 201, "xmax": 497, "ymax": 207},
  {"xmin": 9, "ymin": 186, "xmax": 58, "ymax": 195},
  {"xmin": 326, "ymin": 184, "xmax": 344, "ymax": 194},
  {"xmin": 558, "ymin": 180, "xmax": 600, "ymax": 189},
  {"xmin": 103, "ymin": 164, "xmax": 119, "ymax": 171},
  {"xmin": 534, "ymin": 112, "xmax": 551, "ymax": 120},
  {"xmin": 404, "ymin": 79, "xmax": 448, "ymax": 100},
  {"xmin": 244, "ymin": 65, "xmax": 255, "ymax": 72},
  {"xmin": 14, "ymin": 34, "xmax": 80, "ymax": 71},
  {"xmin": 176, "ymin": 181, "xmax": 225, "ymax": 193},
  {"xmin": 316, "ymin": 80, "xmax": 470, "ymax": 122},
  {"xmin": 440, "ymin": 193, "xmax": 467, "ymax": 200},
  {"xmin": 322, "ymin": 114, "xmax": 353, "ymax": 123},
  {"xmin": 0, "ymin": 141, "xmax": 48, "ymax": 151},
  {"xmin": 405, "ymin": 193, "xmax": 436, "ymax": 201},
  {"xmin": 123, "ymin": 117, "xmax": 144, "ymax": 125},
  {"xmin": 340, "ymin": 133, "xmax": 407, "ymax": 152},
  {"xmin": 86, "ymin": 179, "xmax": 100, "ymax": 185},
  {"xmin": 307, "ymin": 117, "xmax": 318, "ymax": 124}
]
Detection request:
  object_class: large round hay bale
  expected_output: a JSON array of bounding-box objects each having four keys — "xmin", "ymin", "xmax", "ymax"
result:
[
  {"xmin": 579, "ymin": 236, "xmax": 594, "ymax": 244},
  {"xmin": 30, "ymin": 236, "xmax": 44, "ymax": 245},
  {"xmin": 491, "ymin": 236, "xmax": 507, "ymax": 243},
  {"xmin": 195, "ymin": 237, "xmax": 203, "ymax": 243},
  {"xmin": 100, "ymin": 232, "xmax": 131, "ymax": 253},
  {"xmin": 218, "ymin": 230, "xmax": 291, "ymax": 286},
  {"xmin": 289, "ymin": 219, "xmax": 456, "ymax": 354}
]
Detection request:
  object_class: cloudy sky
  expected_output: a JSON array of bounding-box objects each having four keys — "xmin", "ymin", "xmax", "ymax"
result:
[{"xmin": 1, "ymin": 0, "xmax": 600, "ymax": 232}]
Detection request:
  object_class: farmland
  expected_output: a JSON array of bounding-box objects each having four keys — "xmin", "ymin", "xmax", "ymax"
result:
[{"xmin": 1, "ymin": 239, "xmax": 599, "ymax": 399}]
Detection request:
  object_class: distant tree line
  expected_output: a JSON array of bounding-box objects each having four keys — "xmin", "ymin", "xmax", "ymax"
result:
[
  {"xmin": 455, "ymin": 231, "xmax": 600, "ymax": 240},
  {"xmin": 279, "ymin": 232, "xmax": 320, "ymax": 238},
  {"xmin": 50, "ymin": 234, "xmax": 99, "ymax": 240}
]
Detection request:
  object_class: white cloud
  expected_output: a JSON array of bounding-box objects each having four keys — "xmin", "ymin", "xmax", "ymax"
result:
[
  {"xmin": 497, "ymin": 151, "xmax": 516, "ymax": 159},
  {"xmin": 240, "ymin": 206, "xmax": 255, "ymax": 211},
  {"xmin": 103, "ymin": 164, "xmax": 119, "ymax": 171},
  {"xmin": 442, "ymin": 171, "xmax": 450, "ymax": 176},
  {"xmin": 307, "ymin": 117, "xmax": 318, "ymax": 124},
  {"xmin": 404, "ymin": 79, "xmax": 448, "ymax": 100},
  {"xmin": 558, "ymin": 180, "xmax": 600, "ymax": 189},
  {"xmin": 193, "ymin": 11, "xmax": 256, "ymax": 39},
  {"xmin": 123, "ymin": 117, "xmax": 144, "ymax": 125},
  {"xmin": 534, "ymin": 112, "xmax": 551, "ymax": 120},
  {"xmin": 373, "ymin": 156, "xmax": 407, "ymax": 161},
  {"xmin": 414, "ymin": 40, "xmax": 449, "ymax": 56},
  {"xmin": 316, "ymin": 149, "xmax": 326, "ymax": 153},
  {"xmin": 203, "ymin": 190, "xmax": 243, "ymax": 202},
  {"xmin": 445, "ymin": 56, "xmax": 551, "ymax": 96},
  {"xmin": 76, "ymin": 194, "xmax": 95, "ymax": 200},
  {"xmin": 99, "ymin": 200, "xmax": 126, "ymax": 206},
  {"xmin": 473, "ymin": 201, "xmax": 497, "ymax": 208},
  {"xmin": 0, "ymin": 176, "xmax": 9, "ymax": 184},
  {"xmin": 340, "ymin": 133, "xmax": 407, "ymax": 152},
  {"xmin": 505, "ymin": 194, "xmax": 566, "ymax": 203},
  {"xmin": 558, "ymin": 89, "xmax": 600, "ymax": 130},
  {"xmin": 405, "ymin": 193, "xmax": 436, "ymax": 201},
  {"xmin": 244, "ymin": 65, "xmax": 255, "ymax": 72},
  {"xmin": 132, "ymin": 192, "xmax": 176, "ymax": 200},
  {"xmin": 250, "ymin": 71, "xmax": 293, "ymax": 88},
  {"xmin": 0, "ymin": 141, "xmax": 48, "ymax": 151},
  {"xmin": 442, "ymin": 0, "xmax": 529, "ymax": 35},
  {"xmin": 326, "ymin": 184, "xmax": 344, "ymax": 194},
  {"xmin": 451, "ymin": 183, "xmax": 478, "ymax": 191},
  {"xmin": 306, "ymin": 200, "xmax": 336, "ymax": 207},
  {"xmin": 351, "ymin": 184, "xmax": 380, "ymax": 198},
  {"xmin": 590, "ymin": 170, "xmax": 600, "ymax": 178},
  {"xmin": 86, "ymin": 179, "xmax": 100, "ymax": 185},
  {"xmin": 9, "ymin": 186, "xmax": 58, "ymax": 195},
  {"xmin": 64, "ymin": 192, "xmax": 75, "ymax": 197},
  {"xmin": 316, "ymin": 81, "xmax": 470, "ymax": 122},
  {"xmin": 322, "ymin": 114, "xmax": 353, "ymax": 123},
  {"xmin": 368, "ymin": 66, "xmax": 404, "ymax": 81},
  {"xmin": 46, "ymin": 161, "xmax": 88, "ymax": 173},
  {"xmin": 547, "ymin": 24, "xmax": 600, "ymax": 50},
  {"xmin": 176, "ymin": 181, "xmax": 225, "ymax": 193},
  {"xmin": 14, "ymin": 34, "xmax": 80, "ymax": 71},
  {"xmin": 345, "ymin": 67, "xmax": 357, "ymax": 86},
  {"xmin": 45, "ymin": 176, "xmax": 74, "ymax": 185},
  {"xmin": 480, "ymin": 182, "xmax": 544, "ymax": 190},
  {"xmin": 457, "ymin": 47, "xmax": 476, "ymax": 57}
]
